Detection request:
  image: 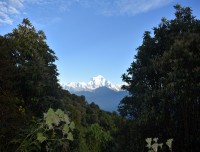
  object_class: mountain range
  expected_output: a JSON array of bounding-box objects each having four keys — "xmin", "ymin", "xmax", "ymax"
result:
[
  {"xmin": 62, "ymin": 75, "xmax": 128, "ymax": 112},
  {"xmin": 62, "ymin": 75, "xmax": 121, "ymax": 92}
]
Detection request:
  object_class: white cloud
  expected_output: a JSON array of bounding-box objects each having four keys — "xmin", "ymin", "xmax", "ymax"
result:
[
  {"xmin": 24, "ymin": 0, "xmax": 173, "ymax": 16},
  {"xmin": 0, "ymin": 11, "xmax": 12, "ymax": 25},
  {"xmin": 0, "ymin": 0, "xmax": 173, "ymax": 25},
  {"xmin": 83, "ymin": 0, "xmax": 173, "ymax": 16},
  {"xmin": 9, "ymin": 0, "xmax": 24, "ymax": 8},
  {"xmin": 115, "ymin": 0, "xmax": 173, "ymax": 16},
  {"xmin": 0, "ymin": 0, "xmax": 24, "ymax": 25}
]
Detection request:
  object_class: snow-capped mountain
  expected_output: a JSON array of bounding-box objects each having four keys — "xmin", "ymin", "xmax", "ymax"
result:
[
  {"xmin": 62, "ymin": 75, "xmax": 122, "ymax": 92},
  {"xmin": 62, "ymin": 75, "xmax": 127, "ymax": 112}
]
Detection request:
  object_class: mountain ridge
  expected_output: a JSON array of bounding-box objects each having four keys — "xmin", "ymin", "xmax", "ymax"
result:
[
  {"xmin": 75, "ymin": 86, "xmax": 128, "ymax": 111},
  {"xmin": 62, "ymin": 75, "xmax": 122, "ymax": 92},
  {"xmin": 62, "ymin": 75, "xmax": 127, "ymax": 111}
]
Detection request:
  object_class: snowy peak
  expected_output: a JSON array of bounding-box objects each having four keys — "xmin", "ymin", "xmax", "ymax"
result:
[
  {"xmin": 88, "ymin": 75, "xmax": 112, "ymax": 89},
  {"xmin": 91, "ymin": 75, "xmax": 107, "ymax": 85},
  {"xmin": 62, "ymin": 75, "xmax": 121, "ymax": 92}
]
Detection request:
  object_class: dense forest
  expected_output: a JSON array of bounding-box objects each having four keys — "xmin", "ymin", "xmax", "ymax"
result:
[{"xmin": 0, "ymin": 5, "xmax": 199, "ymax": 152}]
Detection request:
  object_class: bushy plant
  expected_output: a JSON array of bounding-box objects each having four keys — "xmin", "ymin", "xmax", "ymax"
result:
[
  {"xmin": 16, "ymin": 108, "xmax": 75, "ymax": 152},
  {"xmin": 146, "ymin": 138, "xmax": 173, "ymax": 152}
]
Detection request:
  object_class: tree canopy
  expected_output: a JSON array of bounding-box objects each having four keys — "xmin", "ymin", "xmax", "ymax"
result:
[
  {"xmin": 0, "ymin": 18, "xmax": 62, "ymax": 117},
  {"xmin": 119, "ymin": 5, "xmax": 200, "ymax": 152}
]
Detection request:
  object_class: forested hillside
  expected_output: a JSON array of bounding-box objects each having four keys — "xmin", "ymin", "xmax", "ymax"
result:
[
  {"xmin": 0, "ymin": 18, "xmax": 125, "ymax": 152},
  {"xmin": 0, "ymin": 5, "xmax": 199, "ymax": 152}
]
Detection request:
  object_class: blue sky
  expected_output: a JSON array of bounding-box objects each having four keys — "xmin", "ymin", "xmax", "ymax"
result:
[{"xmin": 1, "ymin": 0, "xmax": 200, "ymax": 84}]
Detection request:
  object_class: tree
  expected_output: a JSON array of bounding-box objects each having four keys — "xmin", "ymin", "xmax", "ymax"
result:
[
  {"xmin": 0, "ymin": 31, "xmax": 26, "ymax": 151},
  {"xmin": 119, "ymin": 5, "xmax": 200, "ymax": 152},
  {"xmin": 86, "ymin": 123, "xmax": 112, "ymax": 152},
  {"xmin": 0, "ymin": 19, "xmax": 62, "ymax": 150},
  {"xmin": 1, "ymin": 18, "xmax": 62, "ymax": 117}
]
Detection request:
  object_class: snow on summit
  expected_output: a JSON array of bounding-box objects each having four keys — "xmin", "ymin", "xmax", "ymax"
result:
[{"xmin": 62, "ymin": 75, "xmax": 122, "ymax": 92}]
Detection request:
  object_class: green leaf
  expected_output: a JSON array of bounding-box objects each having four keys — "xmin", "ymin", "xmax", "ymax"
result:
[
  {"xmin": 52, "ymin": 114, "xmax": 60, "ymax": 126},
  {"xmin": 153, "ymin": 138, "xmax": 158, "ymax": 143},
  {"xmin": 146, "ymin": 138, "xmax": 152, "ymax": 145},
  {"xmin": 55, "ymin": 109, "xmax": 64, "ymax": 119},
  {"xmin": 69, "ymin": 122, "xmax": 75, "ymax": 130},
  {"xmin": 45, "ymin": 108, "xmax": 60, "ymax": 128},
  {"xmin": 67, "ymin": 132, "xmax": 73, "ymax": 141},
  {"xmin": 45, "ymin": 108, "xmax": 54, "ymax": 129},
  {"xmin": 63, "ymin": 114, "xmax": 70, "ymax": 124},
  {"xmin": 62, "ymin": 124, "xmax": 69, "ymax": 135},
  {"xmin": 146, "ymin": 138, "xmax": 152, "ymax": 149},
  {"xmin": 37, "ymin": 132, "xmax": 46, "ymax": 143},
  {"xmin": 152, "ymin": 143, "xmax": 158, "ymax": 152},
  {"xmin": 166, "ymin": 139, "xmax": 173, "ymax": 149}
]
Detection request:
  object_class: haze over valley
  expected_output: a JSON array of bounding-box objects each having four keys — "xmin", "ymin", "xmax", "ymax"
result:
[{"xmin": 62, "ymin": 75, "xmax": 128, "ymax": 111}]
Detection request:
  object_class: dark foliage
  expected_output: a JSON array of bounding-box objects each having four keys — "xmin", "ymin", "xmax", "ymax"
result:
[{"xmin": 119, "ymin": 5, "xmax": 200, "ymax": 152}]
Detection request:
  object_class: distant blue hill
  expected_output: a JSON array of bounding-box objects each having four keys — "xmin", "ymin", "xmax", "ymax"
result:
[{"xmin": 74, "ymin": 87, "xmax": 128, "ymax": 112}]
